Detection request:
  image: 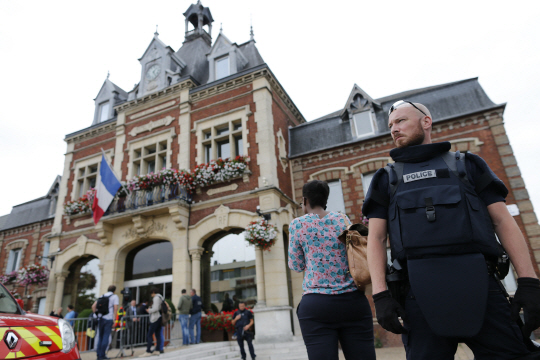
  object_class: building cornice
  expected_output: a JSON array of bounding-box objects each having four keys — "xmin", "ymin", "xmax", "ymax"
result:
[{"xmin": 65, "ymin": 119, "xmax": 116, "ymax": 144}]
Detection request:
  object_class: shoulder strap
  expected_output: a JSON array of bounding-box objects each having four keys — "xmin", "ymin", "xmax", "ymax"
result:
[
  {"xmin": 339, "ymin": 212, "xmax": 351, "ymax": 228},
  {"xmin": 441, "ymin": 151, "xmax": 470, "ymax": 186},
  {"xmin": 384, "ymin": 162, "xmax": 404, "ymax": 197}
]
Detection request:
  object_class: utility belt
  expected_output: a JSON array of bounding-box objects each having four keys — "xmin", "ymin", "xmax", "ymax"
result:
[{"xmin": 386, "ymin": 252, "xmax": 510, "ymax": 305}]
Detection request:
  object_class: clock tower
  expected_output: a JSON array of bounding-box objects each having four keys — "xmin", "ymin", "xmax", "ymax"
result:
[{"xmin": 138, "ymin": 30, "xmax": 186, "ymax": 97}]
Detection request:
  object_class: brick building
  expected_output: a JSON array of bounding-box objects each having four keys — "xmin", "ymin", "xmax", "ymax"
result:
[{"xmin": 1, "ymin": 1, "xmax": 539, "ymax": 345}]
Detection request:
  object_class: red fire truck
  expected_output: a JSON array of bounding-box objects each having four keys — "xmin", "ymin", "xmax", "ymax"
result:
[{"xmin": 0, "ymin": 282, "xmax": 81, "ymax": 359}]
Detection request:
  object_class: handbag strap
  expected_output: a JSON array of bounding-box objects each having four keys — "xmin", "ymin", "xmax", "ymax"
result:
[{"xmin": 339, "ymin": 212, "xmax": 352, "ymax": 229}]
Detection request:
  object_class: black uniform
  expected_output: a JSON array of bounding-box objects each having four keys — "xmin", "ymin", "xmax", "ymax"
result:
[
  {"xmin": 363, "ymin": 142, "xmax": 532, "ymax": 360},
  {"xmin": 233, "ymin": 309, "xmax": 256, "ymax": 360}
]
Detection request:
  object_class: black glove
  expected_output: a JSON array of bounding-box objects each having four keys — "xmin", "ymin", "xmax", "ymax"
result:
[
  {"xmin": 511, "ymin": 277, "xmax": 540, "ymax": 337},
  {"xmin": 373, "ymin": 290, "xmax": 408, "ymax": 334}
]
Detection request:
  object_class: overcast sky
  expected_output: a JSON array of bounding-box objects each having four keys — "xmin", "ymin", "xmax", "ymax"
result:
[{"xmin": 1, "ymin": 1, "xmax": 539, "ymax": 223}]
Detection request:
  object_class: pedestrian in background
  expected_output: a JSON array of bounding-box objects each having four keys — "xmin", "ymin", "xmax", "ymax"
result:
[
  {"xmin": 177, "ymin": 289, "xmax": 192, "ymax": 345},
  {"xmin": 92, "ymin": 285, "xmax": 119, "ymax": 360},
  {"xmin": 289, "ymin": 180, "xmax": 376, "ymax": 360},
  {"xmin": 221, "ymin": 293, "xmax": 233, "ymax": 312},
  {"xmin": 64, "ymin": 305, "xmax": 77, "ymax": 326},
  {"xmin": 50, "ymin": 307, "xmax": 63, "ymax": 319},
  {"xmin": 139, "ymin": 287, "xmax": 164, "ymax": 357},
  {"xmin": 189, "ymin": 289, "xmax": 202, "ymax": 344},
  {"xmin": 232, "ymin": 301, "xmax": 256, "ymax": 360}
]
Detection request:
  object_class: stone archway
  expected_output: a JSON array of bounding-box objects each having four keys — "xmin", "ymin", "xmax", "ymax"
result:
[
  {"xmin": 46, "ymin": 235, "xmax": 105, "ymax": 314},
  {"xmin": 199, "ymin": 228, "xmax": 251, "ymax": 313}
]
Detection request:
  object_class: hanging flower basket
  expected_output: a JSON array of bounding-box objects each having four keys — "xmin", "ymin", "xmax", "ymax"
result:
[
  {"xmin": 244, "ymin": 219, "xmax": 278, "ymax": 251},
  {"xmin": 17, "ymin": 264, "xmax": 49, "ymax": 286},
  {"xmin": 0, "ymin": 271, "xmax": 18, "ymax": 285},
  {"xmin": 64, "ymin": 188, "xmax": 96, "ymax": 216}
]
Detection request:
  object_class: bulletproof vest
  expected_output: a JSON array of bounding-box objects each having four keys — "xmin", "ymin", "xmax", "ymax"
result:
[{"xmin": 385, "ymin": 151, "xmax": 501, "ymax": 262}]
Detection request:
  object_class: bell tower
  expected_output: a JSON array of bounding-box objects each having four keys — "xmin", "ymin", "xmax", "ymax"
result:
[{"xmin": 183, "ymin": 0, "xmax": 214, "ymax": 45}]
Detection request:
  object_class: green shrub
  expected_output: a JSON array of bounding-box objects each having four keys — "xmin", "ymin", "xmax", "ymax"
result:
[{"xmin": 73, "ymin": 309, "xmax": 93, "ymax": 332}]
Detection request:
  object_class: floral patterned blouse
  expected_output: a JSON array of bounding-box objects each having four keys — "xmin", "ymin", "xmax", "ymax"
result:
[{"xmin": 288, "ymin": 212, "xmax": 357, "ymax": 295}]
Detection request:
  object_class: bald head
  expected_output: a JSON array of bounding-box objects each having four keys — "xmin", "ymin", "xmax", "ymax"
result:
[{"xmin": 388, "ymin": 102, "xmax": 433, "ymax": 148}]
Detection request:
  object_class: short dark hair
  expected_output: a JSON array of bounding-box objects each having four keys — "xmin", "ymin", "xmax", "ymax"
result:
[
  {"xmin": 239, "ymin": 300, "xmax": 246, "ymax": 305},
  {"xmin": 108, "ymin": 285, "xmax": 117, "ymax": 293},
  {"xmin": 67, "ymin": 305, "xmax": 74, "ymax": 310},
  {"xmin": 302, "ymin": 180, "xmax": 330, "ymax": 209},
  {"xmin": 150, "ymin": 286, "xmax": 160, "ymax": 295},
  {"xmin": 191, "ymin": 289, "xmax": 197, "ymax": 294},
  {"xmin": 181, "ymin": 289, "xmax": 187, "ymax": 294}
]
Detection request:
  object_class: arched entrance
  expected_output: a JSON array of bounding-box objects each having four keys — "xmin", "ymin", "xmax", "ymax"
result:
[
  {"xmin": 62, "ymin": 256, "xmax": 101, "ymax": 313},
  {"xmin": 201, "ymin": 229, "xmax": 256, "ymax": 313},
  {"xmin": 123, "ymin": 240, "xmax": 173, "ymax": 304}
]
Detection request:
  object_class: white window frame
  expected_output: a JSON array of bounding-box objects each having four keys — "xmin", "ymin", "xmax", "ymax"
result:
[
  {"xmin": 6, "ymin": 248, "xmax": 22, "ymax": 273},
  {"xmin": 127, "ymin": 131, "xmax": 173, "ymax": 178},
  {"xmin": 37, "ymin": 297, "xmax": 47, "ymax": 315},
  {"xmin": 215, "ymin": 56, "xmax": 230, "ymax": 80},
  {"xmin": 326, "ymin": 180, "xmax": 346, "ymax": 214},
  {"xmin": 75, "ymin": 163, "xmax": 99, "ymax": 199},
  {"xmin": 362, "ymin": 172, "xmax": 375, "ymax": 195},
  {"xmin": 193, "ymin": 106, "xmax": 249, "ymax": 166},
  {"xmin": 99, "ymin": 101, "xmax": 110, "ymax": 122},
  {"xmin": 71, "ymin": 152, "xmax": 106, "ymax": 201},
  {"xmin": 353, "ymin": 111, "xmax": 375, "ymax": 138},
  {"xmin": 41, "ymin": 242, "xmax": 50, "ymax": 267}
]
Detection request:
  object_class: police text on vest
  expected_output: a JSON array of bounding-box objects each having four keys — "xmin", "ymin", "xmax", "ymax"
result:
[{"xmin": 403, "ymin": 170, "xmax": 437, "ymax": 183}]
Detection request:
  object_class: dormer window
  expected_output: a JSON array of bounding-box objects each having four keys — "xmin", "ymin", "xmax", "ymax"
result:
[
  {"xmin": 216, "ymin": 56, "xmax": 230, "ymax": 80},
  {"xmin": 353, "ymin": 111, "xmax": 375, "ymax": 138},
  {"xmin": 99, "ymin": 101, "xmax": 110, "ymax": 122}
]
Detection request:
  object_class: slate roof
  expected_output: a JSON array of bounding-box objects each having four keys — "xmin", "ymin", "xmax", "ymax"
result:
[
  {"xmin": 0, "ymin": 215, "xmax": 8, "ymax": 230},
  {"xmin": 0, "ymin": 177, "xmax": 60, "ymax": 231},
  {"xmin": 175, "ymin": 37, "xmax": 266, "ymax": 86},
  {"xmin": 238, "ymin": 40, "xmax": 265, "ymax": 68},
  {"xmin": 1, "ymin": 197, "xmax": 54, "ymax": 231},
  {"xmin": 289, "ymin": 78, "xmax": 502, "ymax": 158},
  {"xmin": 176, "ymin": 36, "xmax": 212, "ymax": 85}
]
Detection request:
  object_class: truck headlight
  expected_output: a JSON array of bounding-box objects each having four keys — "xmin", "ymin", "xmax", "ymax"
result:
[{"xmin": 58, "ymin": 318, "xmax": 76, "ymax": 353}]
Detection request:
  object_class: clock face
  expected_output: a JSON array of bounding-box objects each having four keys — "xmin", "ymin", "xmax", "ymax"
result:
[{"xmin": 146, "ymin": 64, "xmax": 161, "ymax": 81}]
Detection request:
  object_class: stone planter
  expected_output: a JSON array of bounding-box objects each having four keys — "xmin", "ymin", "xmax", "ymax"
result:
[{"xmin": 201, "ymin": 329, "xmax": 228, "ymax": 342}]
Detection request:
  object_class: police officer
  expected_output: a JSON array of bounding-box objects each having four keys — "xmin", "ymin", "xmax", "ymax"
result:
[{"xmin": 363, "ymin": 100, "xmax": 540, "ymax": 360}]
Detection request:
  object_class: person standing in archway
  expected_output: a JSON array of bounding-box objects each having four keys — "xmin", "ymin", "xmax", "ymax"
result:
[
  {"xmin": 189, "ymin": 289, "xmax": 203, "ymax": 344},
  {"xmin": 288, "ymin": 180, "xmax": 376, "ymax": 360}
]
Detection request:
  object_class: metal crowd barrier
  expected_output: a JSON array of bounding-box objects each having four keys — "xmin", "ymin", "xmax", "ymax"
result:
[{"xmin": 70, "ymin": 314, "xmax": 183, "ymax": 355}]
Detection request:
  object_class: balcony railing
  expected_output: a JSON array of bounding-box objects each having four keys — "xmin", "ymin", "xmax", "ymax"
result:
[{"xmin": 105, "ymin": 184, "xmax": 191, "ymax": 216}]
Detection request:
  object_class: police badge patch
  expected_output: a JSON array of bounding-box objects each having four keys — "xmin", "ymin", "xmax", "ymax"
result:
[{"xmin": 403, "ymin": 170, "xmax": 437, "ymax": 183}]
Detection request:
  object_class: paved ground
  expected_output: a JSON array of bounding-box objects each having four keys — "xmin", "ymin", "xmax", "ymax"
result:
[{"xmin": 80, "ymin": 343, "xmax": 475, "ymax": 360}]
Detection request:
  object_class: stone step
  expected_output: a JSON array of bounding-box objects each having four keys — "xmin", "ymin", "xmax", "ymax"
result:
[{"xmin": 158, "ymin": 339, "xmax": 308, "ymax": 360}]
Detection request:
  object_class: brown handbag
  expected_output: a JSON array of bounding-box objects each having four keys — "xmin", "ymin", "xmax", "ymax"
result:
[{"xmin": 337, "ymin": 214, "xmax": 371, "ymax": 290}]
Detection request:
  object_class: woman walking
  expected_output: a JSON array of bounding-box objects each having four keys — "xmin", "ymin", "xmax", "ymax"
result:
[{"xmin": 289, "ymin": 180, "xmax": 376, "ymax": 360}]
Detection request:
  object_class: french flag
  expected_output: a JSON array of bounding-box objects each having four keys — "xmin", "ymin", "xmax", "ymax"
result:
[{"xmin": 92, "ymin": 152, "xmax": 122, "ymax": 224}]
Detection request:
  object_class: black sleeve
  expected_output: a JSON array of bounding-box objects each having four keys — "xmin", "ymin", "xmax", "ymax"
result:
[
  {"xmin": 465, "ymin": 153, "xmax": 508, "ymax": 206},
  {"xmin": 362, "ymin": 168, "xmax": 390, "ymax": 220}
]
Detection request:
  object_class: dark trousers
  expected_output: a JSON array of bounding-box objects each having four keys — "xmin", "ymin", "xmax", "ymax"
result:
[
  {"xmin": 297, "ymin": 290, "xmax": 376, "ymax": 360},
  {"xmin": 97, "ymin": 318, "xmax": 113, "ymax": 359},
  {"xmin": 146, "ymin": 316, "xmax": 162, "ymax": 353},
  {"xmin": 236, "ymin": 331, "xmax": 256, "ymax": 359},
  {"xmin": 403, "ymin": 277, "xmax": 531, "ymax": 360}
]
